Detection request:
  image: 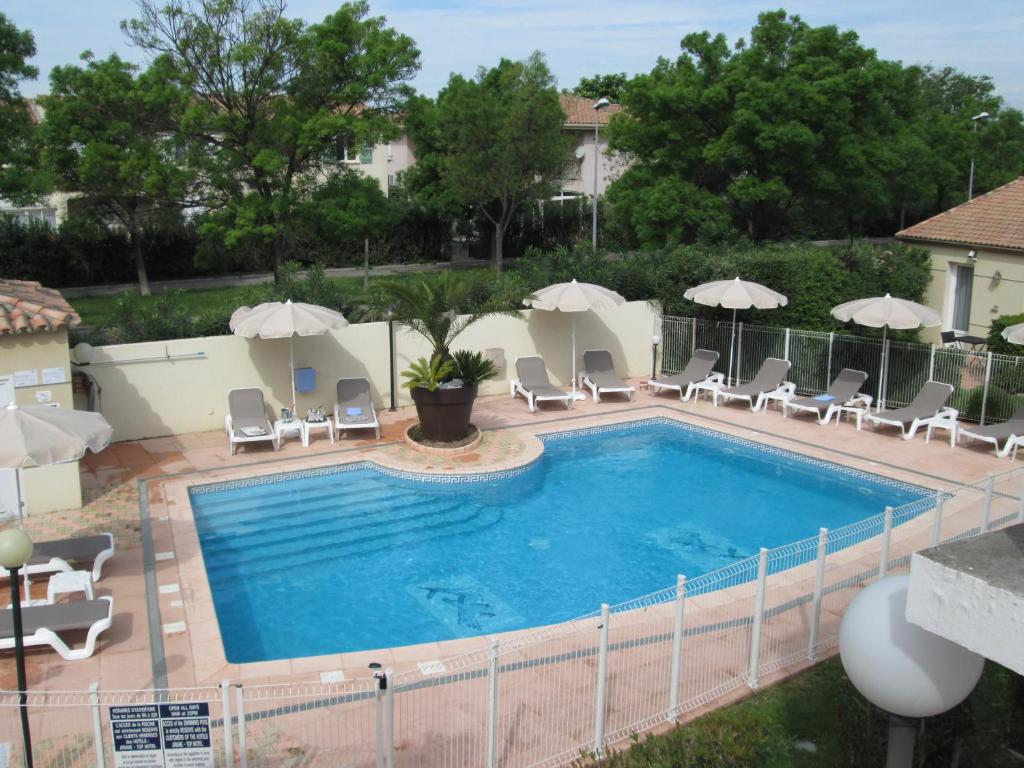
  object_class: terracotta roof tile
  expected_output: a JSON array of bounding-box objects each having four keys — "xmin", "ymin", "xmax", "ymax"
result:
[
  {"xmin": 897, "ymin": 176, "xmax": 1024, "ymax": 252},
  {"xmin": 0, "ymin": 279, "xmax": 80, "ymax": 336},
  {"xmin": 560, "ymin": 93, "xmax": 623, "ymax": 128}
]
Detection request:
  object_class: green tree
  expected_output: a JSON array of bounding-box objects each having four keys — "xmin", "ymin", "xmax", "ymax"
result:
[
  {"xmin": 40, "ymin": 53, "xmax": 193, "ymax": 294},
  {"xmin": 407, "ymin": 52, "xmax": 568, "ymax": 272},
  {"xmin": 573, "ymin": 72, "xmax": 628, "ymax": 102},
  {"xmin": 123, "ymin": 0, "xmax": 419, "ymax": 279},
  {"xmin": 0, "ymin": 12, "xmax": 46, "ymax": 203}
]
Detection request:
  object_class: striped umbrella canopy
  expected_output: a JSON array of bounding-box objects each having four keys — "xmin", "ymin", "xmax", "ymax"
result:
[
  {"xmin": 683, "ymin": 277, "xmax": 788, "ymax": 385},
  {"xmin": 524, "ymin": 279, "xmax": 626, "ymax": 402},
  {"xmin": 1001, "ymin": 322, "xmax": 1024, "ymax": 345},
  {"xmin": 230, "ymin": 300, "xmax": 349, "ymax": 414}
]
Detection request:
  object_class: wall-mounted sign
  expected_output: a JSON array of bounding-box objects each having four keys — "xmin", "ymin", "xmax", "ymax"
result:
[
  {"xmin": 110, "ymin": 702, "xmax": 214, "ymax": 768},
  {"xmin": 41, "ymin": 366, "xmax": 67, "ymax": 385},
  {"xmin": 13, "ymin": 369, "xmax": 38, "ymax": 388}
]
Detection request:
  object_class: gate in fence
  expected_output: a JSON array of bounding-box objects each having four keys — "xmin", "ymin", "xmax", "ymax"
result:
[{"xmin": 3, "ymin": 468, "xmax": 1023, "ymax": 767}]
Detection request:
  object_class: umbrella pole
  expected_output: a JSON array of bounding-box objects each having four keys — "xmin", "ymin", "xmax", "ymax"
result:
[
  {"xmin": 289, "ymin": 336, "xmax": 297, "ymax": 416},
  {"xmin": 15, "ymin": 467, "xmax": 25, "ymax": 530},
  {"xmin": 727, "ymin": 308, "xmax": 737, "ymax": 386},
  {"xmin": 877, "ymin": 326, "xmax": 888, "ymax": 413},
  {"xmin": 571, "ymin": 316, "xmax": 578, "ymax": 406}
]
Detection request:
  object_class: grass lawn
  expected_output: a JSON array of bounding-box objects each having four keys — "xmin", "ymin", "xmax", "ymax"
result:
[
  {"xmin": 71, "ymin": 276, "xmax": 370, "ymax": 327},
  {"xmin": 588, "ymin": 658, "xmax": 1023, "ymax": 767}
]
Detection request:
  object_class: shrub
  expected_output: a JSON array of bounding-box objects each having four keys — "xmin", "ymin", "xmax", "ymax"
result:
[
  {"xmin": 451, "ymin": 350, "xmax": 497, "ymax": 385},
  {"xmin": 988, "ymin": 313, "xmax": 1024, "ymax": 356}
]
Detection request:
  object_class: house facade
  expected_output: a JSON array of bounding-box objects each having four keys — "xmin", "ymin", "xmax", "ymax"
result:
[{"xmin": 896, "ymin": 176, "xmax": 1024, "ymax": 344}]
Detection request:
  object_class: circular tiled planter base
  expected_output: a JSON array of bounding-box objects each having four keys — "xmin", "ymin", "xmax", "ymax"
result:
[{"xmin": 403, "ymin": 423, "xmax": 484, "ymax": 456}]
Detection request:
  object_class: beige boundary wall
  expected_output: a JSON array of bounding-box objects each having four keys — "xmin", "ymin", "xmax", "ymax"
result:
[{"xmin": 82, "ymin": 301, "xmax": 657, "ymax": 442}]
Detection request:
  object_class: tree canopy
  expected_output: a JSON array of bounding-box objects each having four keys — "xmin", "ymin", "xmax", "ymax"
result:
[
  {"xmin": 122, "ymin": 0, "xmax": 420, "ymax": 276},
  {"xmin": 573, "ymin": 72, "xmax": 628, "ymax": 102},
  {"xmin": 607, "ymin": 11, "xmax": 1024, "ymax": 247},
  {"xmin": 0, "ymin": 12, "xmax": 46, "ymax": 203},
  {"xmin": 404, "ymin": 52, "xmax": 569, "ymax": 271}
]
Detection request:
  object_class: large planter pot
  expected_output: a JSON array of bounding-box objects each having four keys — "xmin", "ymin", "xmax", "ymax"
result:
[{"xmin": 410, "ymin": 384, "xmax": 479, "ymax": 442}]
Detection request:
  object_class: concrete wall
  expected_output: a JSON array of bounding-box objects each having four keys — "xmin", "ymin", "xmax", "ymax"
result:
[
  {"xmin": 81, "ymin": 301, "xmax": 657, "ymax": 442},
  {"xmin": 559, "ymin": 129, "xmax": 627, "ymax": 198},
  {"xmin": 0, "ymin": 328, "xmax": 83, "ymax": 514},
  {"xmin": 918, "ymin": 242, "xmax": 1024, "ymax": 343}
]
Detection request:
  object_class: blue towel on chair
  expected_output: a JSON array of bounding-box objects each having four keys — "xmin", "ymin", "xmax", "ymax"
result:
[{"xmin": 813, "ymin": 394, "xmax": 836, "ymax": 401}]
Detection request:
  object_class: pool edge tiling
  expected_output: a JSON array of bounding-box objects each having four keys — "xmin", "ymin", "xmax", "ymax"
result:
[{"xmin": 183, "ymin": 414, "xmax": 932, "ymax": 668}]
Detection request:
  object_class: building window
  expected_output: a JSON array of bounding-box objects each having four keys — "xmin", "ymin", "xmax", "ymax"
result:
[
  {"xmin": 558, "ymin": 158, "xmax": 583, "ymax": 182},
  {"xmin": 1, "ymin": 207, "xmax": 57, "ymax": 228},
  {"xmin": 360, "ymin": 144, "xmax": 373, "ymax": 164}
]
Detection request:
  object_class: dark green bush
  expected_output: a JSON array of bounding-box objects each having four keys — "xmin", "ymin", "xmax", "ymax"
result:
[{"xmin": 988, "ymin": 313, "xmax": 1024, "ymax": 356}]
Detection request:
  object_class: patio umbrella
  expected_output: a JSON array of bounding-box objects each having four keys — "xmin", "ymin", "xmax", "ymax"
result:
[
  {"xmin": 683, "ymin": 277, "xmax": 788, "ymax": 386},
  {"xmin": 1002, "ymin": 322, "xmax": 1024, "ymax": 345},
  {"xmin": 230, "ymin": 300, "xmax": 349, "ymax": 415},
  {"xmin": 0, "ymin": 403, "xmax": 113, "ymax": 527},
  {"xmin": 523, "ymin": 279, "xmax": 626, "ymax": 403},
  {"xmin": 830, "ymin": 294, "xmax": 941, "ymax": 411}
]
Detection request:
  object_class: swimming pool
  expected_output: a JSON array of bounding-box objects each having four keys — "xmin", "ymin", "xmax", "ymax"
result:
[{"xmin": 188, "ymin": 419, "xmax": 929, "ymax": 663}]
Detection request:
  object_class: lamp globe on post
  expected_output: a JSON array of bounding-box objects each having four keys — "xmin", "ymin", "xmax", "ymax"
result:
[
  {"xmin": 839, "ymin": 575, "xmax": 983, "ymax": 768},
  {"xmin": 0, "ymin": 528, "xmax": 35, "ymax": 768},
  {"xmin": 591, "ymin": 97, "xmax": 611, "ymax": 251}
]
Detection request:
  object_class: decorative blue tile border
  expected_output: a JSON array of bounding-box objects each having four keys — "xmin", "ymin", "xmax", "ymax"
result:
[{"xmin": 539, "ymin": 416, "xmax": 930, "ymax": 497}]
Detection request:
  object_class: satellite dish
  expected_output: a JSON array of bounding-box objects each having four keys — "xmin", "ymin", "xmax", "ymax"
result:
[{"xmin": 574, "ymin": 146, "xmax": 586, "ymax": 160}]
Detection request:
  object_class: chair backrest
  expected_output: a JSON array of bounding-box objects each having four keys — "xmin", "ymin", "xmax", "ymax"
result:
[
  {"xmin": 908, "ymin": 380, "xmax": 954, "ymax": 412},
  {"xmin": 749, "ymin": 357, "xmax": 791, "ymax": 389},
  {"xmin": 336, "ymin": 377, "xmax": 372, "ymax": 408},
  {"xmin": 228, "ymin": 388, "xmax": 267, "ymax": 421},
  {"xmin": 583, "ymin": 350, "xmax": 615, "ymax": 376},
  {"xmin": 1005, "ymin": 404, "xmax": 1024, "ymax": 425},
  {"xmin": 826, "ymin": 368, "xmax": 869, "ymax": 401},
  {"xmin": 940, "ymin": 331, "xmax": 958, "ymax": 345},
  {"xmin": 516, "ymin": 356, "xmax": 552, "ymax": 388},
  {"xmin": 680, "ymin": 349, "xmax": 719, "ymax": 380}
]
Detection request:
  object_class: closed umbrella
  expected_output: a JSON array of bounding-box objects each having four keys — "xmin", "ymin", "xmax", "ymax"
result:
[
  {"xmin": 230, "ymin": 300, "xmax": 349, "ymax": 414},
  {"xmin": 683, "ymin": 277, "xmax": 788, "ymax": 386},
  {"xmin": 830, "ymin": 294, "xmax": 941, "ymax": 411},
  {"xmin": 0, "ymin": 403, "xmax": 113, "ymax": 526},
  {"xmin": 523, "ymin": 279, "xmax": 626, "ymax": 403},
  {"xmin": 1001, "ymin": 322, "xmax": 1024, "ymax": 345}
]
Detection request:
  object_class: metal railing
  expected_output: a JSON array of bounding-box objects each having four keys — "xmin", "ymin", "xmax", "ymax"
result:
[
  {"xmin": 3, "ymin": 466, "xmax": 1022, "ymax": 767},
  {"xmin": 659, "ymin": 315, "xmax": 1024, "ymax": 424}
]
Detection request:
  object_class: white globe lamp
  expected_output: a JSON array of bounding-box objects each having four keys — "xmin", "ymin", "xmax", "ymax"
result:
[{"xmin": 839, "ymin": 575, "xmax": 984, "ymax": 766}]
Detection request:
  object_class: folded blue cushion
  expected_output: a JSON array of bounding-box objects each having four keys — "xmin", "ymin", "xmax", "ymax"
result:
[
  {"xmin": 346, "ymin": 407, "xmax": 363, "ymax": 416},
  {"xmin": 813, "ymin": 394, "xmax": 836, "ymax": 401}
]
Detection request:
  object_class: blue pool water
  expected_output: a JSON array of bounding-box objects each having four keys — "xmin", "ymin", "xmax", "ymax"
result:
[{"xmin": 189, "ymin": 420, "xmax": 927, "ymax": 662}]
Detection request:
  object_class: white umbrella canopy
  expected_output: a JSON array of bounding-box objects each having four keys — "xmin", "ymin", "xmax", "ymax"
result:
[
  {"xmin": 523, "ymin": 279, "xmax": 627, "ymax": 402},
  {"xmin": 229, "ymin": 300, "xmax": 349, "ymax": 414},
  {"xmin": 1001, "ymin": 322, "xmax": 1024, "ymax": 345},
  {"xmin": 682, "ymin": 277, "xmax": 789, "ymax": 386},
  {"xmin": 830, "ymin": 294, "xmax": 942, "ymax": 411},
  {"xmin": 0, "ymin": 403, "xmax": 113, "ymax": 526}
]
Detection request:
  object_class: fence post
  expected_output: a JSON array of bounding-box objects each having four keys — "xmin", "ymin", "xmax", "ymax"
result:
[
  {"xmin": 221, "ymin": 679, "xmax": 234, "ymax": 768},
  {"xmin": 982, "ymin": 473, "xmax": 994, "ymax": 533},
  {"xmin": 668, "ymin": 575, "xmax": 686, "ymax": 722},
  {"xmin": 929, "ymin": 344, "xmax": 936, "ymax": 381},
  {"xmin": 748, "ymin": 549, "xmax": 768, "ymax": 688},
  {"xmin": 735, "ymin": 322, "xmax": 744, "ymax": 386},
  {"xmin": 235, "ymin": 685, "xmax": 248, "ymax": 768},
  {"xmin": 593, "ymin": 603, "xmax": 610, "ymax": 757},
  {"xmin": 384, "ymin": 668, "xmax": 395, "ymax": 768},
  {"xmin": 932, "ymin": 491, "xmax": 945, "ymax": 546},
  {"xmin": 826, "ymin": 332, "xmax": 834, "ymax": 386},
  {"xmin": 373, "ymin": 673, "xmax": 385, "ymax": 768},
  {"xmin": 807, "ymin": 529, "xmax": 828, "ymax": 661},
  {"xmin": 980, "ymin": 352, "xmax": 993, "ymax": 426},
  {"xmin": 880, "ymin": 338, "xmax": 890, "ymax": 412},
  {"xmin": 487, "ymin": 640, "xmax": 499, "ymax": 768},
  {"xmin": 784, "ymin": 327, "xmax": 791, "ymax": 362},
  {"xmin": 89, "ymin": 682, "xmax": 106, "ymax": 768},
  {"xmin": 690, "ymin": 317, "xmax": 696, "ymax": 357},
  {"xmin": 880, "ymin": 508, "xmax": 893, "ymax": 578}
]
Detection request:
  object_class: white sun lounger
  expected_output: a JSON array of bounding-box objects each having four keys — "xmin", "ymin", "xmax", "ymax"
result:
[
  {"xmin": 782, "ymin": 368, "xmax": 870, "ymax": 425},
  {"xmin": 334, "ymin": 377, "xmax": 381, "ymax": 439},
  {"xmin": 580, "ymin": 350, "xmax": 635, "ymax": 403},
  {"xmin": 0, "ymin": 596, "xmax": 114, "ymax": 661},
  {"xmin": 958, "ymin": 405, "xmax": 1024, "ymax": 457},
  {"xmin": 865, "ymin": 381, "xmax": 956, "ymax": 441},
  {"xmin": 714, "ymin": 358, "xmax": 793, "ymax": 412},
  {"xmin": 226, "ymin": 388, "xmax": 280, "ymax": 455},
  {"xmin": 0, "ymin": 533, "xmax": 115, "ymax": 584},
  {"xmin": 648, "ymin": 349, "xmax": 722, "ymax": 401},
  {"xmin": 510, "ymin": 356, "xmax": 571, "ymax": 412}
]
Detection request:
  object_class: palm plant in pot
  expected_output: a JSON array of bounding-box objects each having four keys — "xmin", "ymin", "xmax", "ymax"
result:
[{"xmin": 376, "ymin": 272, "xmax": 520, "ymax": 442}]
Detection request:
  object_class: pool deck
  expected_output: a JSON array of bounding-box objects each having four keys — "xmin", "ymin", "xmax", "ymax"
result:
[{"xmin": 2, "ymin": 381, "xmax": 1018, "ymax": 697}]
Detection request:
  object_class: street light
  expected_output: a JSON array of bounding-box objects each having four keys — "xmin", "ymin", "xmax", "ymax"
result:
[
  {"xmin": 967, "ymin": 111, "xmax": 990, "ymax": 201},
  {"xmin": 651, "ymin": 334, "xmax": 661, "ymax": 380},
  {"xmin": 591, "ymin": 97, "xmax": 611, "ymax": 251},
  {"xmin": 0, "ymin": 528, "xmax": 35, "ymax": 768}
]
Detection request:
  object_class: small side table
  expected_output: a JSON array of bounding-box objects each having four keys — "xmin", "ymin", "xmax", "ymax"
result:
[
  {"xmin": 757, "ymin": 382, "xmax": 797, "ymax": 413},
  {"xmin": 302, "ymin": 418, "xmax": 334, "ymax": 447},
  {"xmin": 834, "ymin": 404, "xmax": 868, "ymax": 430},
  {"xmin": 925, "ymin": 415, "xmax": 959, "ymax": 447},
  {"xmin": 47, "ymin": 570, "xmax": 95, "ymax": 604},
  {"xmin": 691, "ymin": 380, "xmax": 723, "ymax": 403},
  {"xmin": 275, "ymin": 419, "xmax": 303, "ymax": 446}
]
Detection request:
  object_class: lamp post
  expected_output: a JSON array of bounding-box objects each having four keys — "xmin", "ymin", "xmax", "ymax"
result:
[
  {"xmin": 0, "ymin": 528, "xmax": 35, "ymax": 768},
  {"xmin": 651, "ymin": 334, "xmax": 661, "ymax": 380},
  {"xmin": 591, "ymin": 97, "xmax": 611, "ymax": 251},
  {"xmin": 387, "ymin": 315, "xmax": 397, "ymax": 412},
  {"xmin": 967, "ymin": 111, "xmax": 990, "ymax": 201}
]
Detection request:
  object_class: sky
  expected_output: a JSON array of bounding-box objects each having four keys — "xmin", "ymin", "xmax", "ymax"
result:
[{"xmin": 8, "ymin": 0, "xmax": 1024, "ymax": 108}]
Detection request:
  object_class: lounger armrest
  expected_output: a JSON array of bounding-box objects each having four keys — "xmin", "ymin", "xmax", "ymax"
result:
[
  {"xmin": 780, "ymin": 381, "xmax": 796, "ymax": 396},
  {"xmin": 846, "ymin": 393, "xmax": 873, "ymax": 408},
  {"xmin": 708, "ymin": 372, "xmax": 725, "ymax": 385},
  {"xmin": 225, "ymin": 414, "xmax": 233, "ymax": 436},
  {"xmin": 933, "ymin": 407, "xmax": 959, "ymax": 421}
]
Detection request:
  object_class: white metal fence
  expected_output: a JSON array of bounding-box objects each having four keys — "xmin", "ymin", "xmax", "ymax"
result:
[
  {"xmin": 659, "ymin": 315, "xmax": 1024, "ymax": 425},
  {"xmin": 3, "ymin": 467, "xmax": 1023, "ymax": 767}
]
